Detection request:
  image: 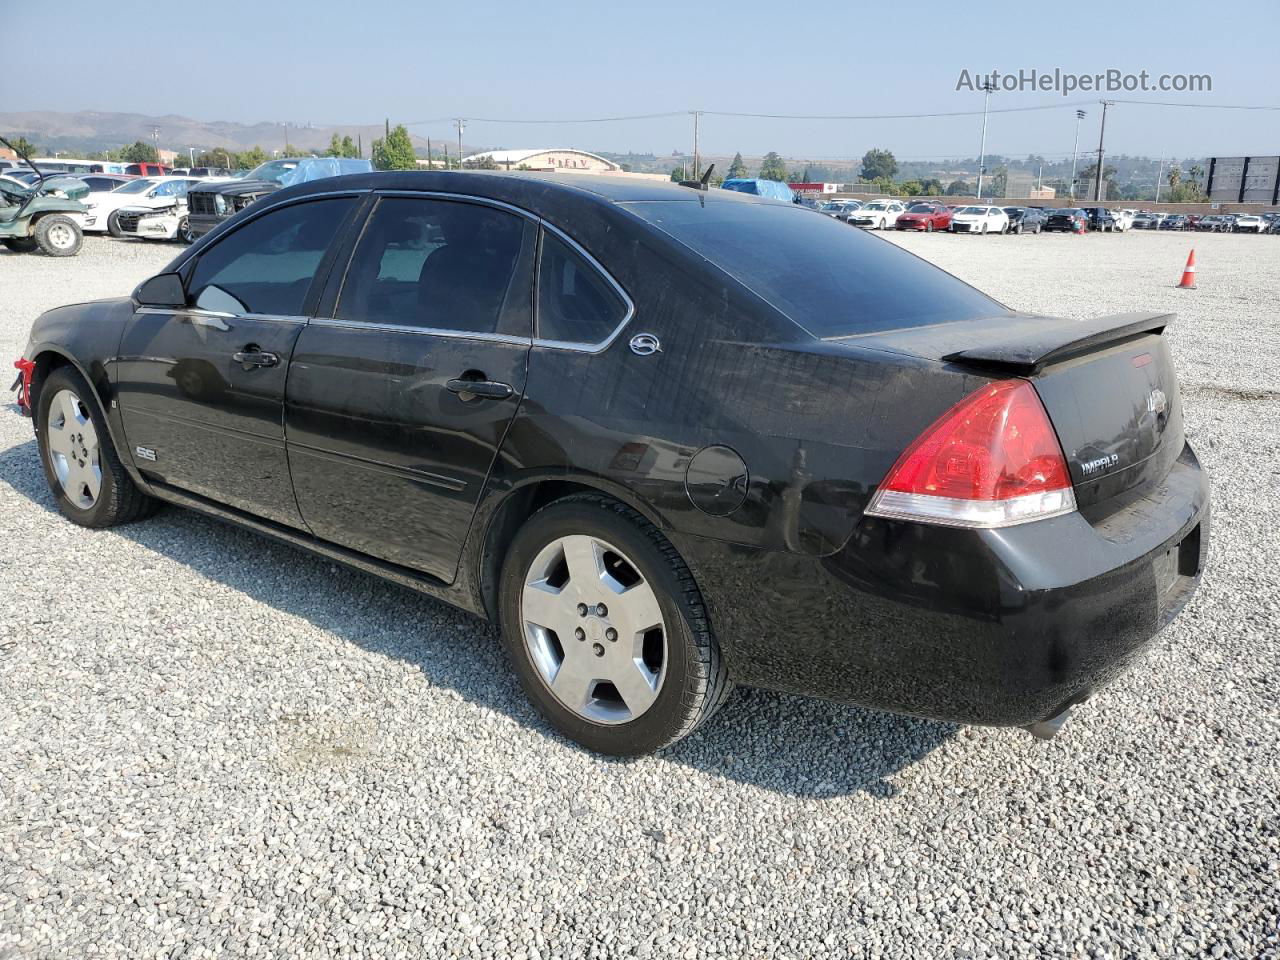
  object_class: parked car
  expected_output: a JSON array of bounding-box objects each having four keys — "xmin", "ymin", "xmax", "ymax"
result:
[
  {"xmin": 846, "ymin": 199, "xmax": 905, "ymax": 229},
  {"xmin": 1232, "ymin": 214, "xmax": 1265, "ymax": 233},
  {"xmin": 1110, "ymin": 209, "xmax": 1135, "ymax": 232},
  {"xmin": 1079, "ymin": 207, "xmax": 1118, "ymax": 232},
  {"xmin": 82, "ymin": 177, "xmax": 211, "ymax": 237},
  {"xmin": 1195, "ymin": 215, "xmax": 1226, "ymax": 232},
  {"xmin": 113, "ymin": 200, "xmax": 197, "ymax": 244},
  {"xmin": 1159, "ymin": 215, "xmax": 1189, "ymax": 231},
  {"xmin": 1044, "ymin": 208, "xmax": 1088, "ymax": 233},
  {"xmin": 949, "ymin": 205, "xmax": 1009, "ymax": 234},
  {"xmin": 186, "ymin": 156, "xmax": 374, "ymax": 239},
  {"xmin": 1002, "ymin": 206, "xmax": 1046, "ymax": 234},
  {"xmin": 74, "ymin": 174, "xmax": 136, "ymax": 201},
  {"xmin": 1131, "ymin": 212, "xmax": 1163, "ymax": 230},
  {"xmin": 124, "ymin": 162, "xmax": 170, "ymax": 177},
  {"xmin": 12, "ymin": 171, "xmax": 1208, "ymax": 755},
  {"xmin": 894, "ymin": 202, "xmax": 952, "ymax": 232},
  {"xmin": 818, "ymin": 199, "xmax": 861, "ymax": 219}
]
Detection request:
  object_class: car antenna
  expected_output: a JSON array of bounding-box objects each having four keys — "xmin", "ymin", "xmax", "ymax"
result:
[
  {"xmin": 0, "ymin": 134, "xmax": 43, "ymax": 181},
  {"xmin": 678, "ymin": 163, "xmax": 715, "ymax": 191}
]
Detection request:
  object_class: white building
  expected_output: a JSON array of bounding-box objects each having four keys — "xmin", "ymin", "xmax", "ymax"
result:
[{"xmin": 458, "ymin": 148, "xmax": 668, "ymax": 181}]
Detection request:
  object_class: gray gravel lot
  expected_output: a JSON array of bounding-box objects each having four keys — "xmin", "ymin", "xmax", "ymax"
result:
[{"xmin": 1, "ymin": 232, "xmax": 1277, "ymax": 959}]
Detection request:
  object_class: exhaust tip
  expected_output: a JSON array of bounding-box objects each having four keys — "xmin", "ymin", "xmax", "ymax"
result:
[{"xmin": 1024, "ymin": 708, "xmax": 1071, "ymax": 741}]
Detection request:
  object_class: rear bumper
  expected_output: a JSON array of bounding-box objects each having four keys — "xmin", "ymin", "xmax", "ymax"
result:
[{"xmin": 678, "ymin": 441, "xmax": 1209, "ymax": 727}]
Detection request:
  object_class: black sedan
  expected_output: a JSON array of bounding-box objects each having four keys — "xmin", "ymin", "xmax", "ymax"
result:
[
  {"xmin": 1043, "ymin": 208, "xmax": 1088, "ymax": 233},
  {"xmin": 1002, "ymin": 206, "xmax": 1046, "ymax": 234},
  {"xmin": 13, "ymin": 172, "xmax": 1209, "ymax": 756}
]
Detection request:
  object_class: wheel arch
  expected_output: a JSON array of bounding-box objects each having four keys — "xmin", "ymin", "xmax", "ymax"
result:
[{"xmin": 473, "ymin": 475, "xmax": 674, "ymax": 622}]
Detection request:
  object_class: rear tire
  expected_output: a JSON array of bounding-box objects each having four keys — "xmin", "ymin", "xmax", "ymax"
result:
[
  {"xmin": 35, "ymin": 366, "xmax": 156, "ymax": 528},
  {"xmin": 499, "ymin": 494, "xmax": 732, "ymax": 756},
  {"xmin": 34, "ymin": 216, "xmax": 82, "ymax": 257}
]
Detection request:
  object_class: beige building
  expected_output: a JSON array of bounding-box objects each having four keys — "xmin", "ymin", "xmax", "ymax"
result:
[{"xmin": 459, "ymin": 148, "xmax": 668, "ymax": 181}]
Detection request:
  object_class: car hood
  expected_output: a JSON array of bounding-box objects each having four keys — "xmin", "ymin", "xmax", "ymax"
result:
[
  {"xmin": 188, "ymin": 178, "xmax": 281, "ymax": 197},
  {"xmin": 852, "ymin": 208, "xmax": 891, "ymax": 216}
]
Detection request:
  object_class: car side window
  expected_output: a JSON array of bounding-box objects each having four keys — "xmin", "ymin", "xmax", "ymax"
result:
[
  {"xmin": 187, "ymin": 197, "xmax": 355, "ymax": 316},
  {"xmin": 536, "ymin": 231, "xmax": 628, "ymax": 346},
  {"xmin": 336, "ymin": 196, "xmax": 534, "ymax": 336}
]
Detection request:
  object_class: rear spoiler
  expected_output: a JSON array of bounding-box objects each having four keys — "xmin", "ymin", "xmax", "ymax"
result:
[{"xmin": 941, "ymin": 311, "xmax": 1174, "ymax": 374}]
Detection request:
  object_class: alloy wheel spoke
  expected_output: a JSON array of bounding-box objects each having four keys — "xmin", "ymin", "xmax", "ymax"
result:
[
  {"xmin": 522, "ymin": 582, "xmax": 570, "ymax": 634},
  {"xmin": 613, "ymin": 583, "xmax": 662, "ymax": 636},
  {"xmin": 550, "ymin": 651, "xmax": 594, "ymax": 711},
  {"xmin": 610, "ymin": 660, "xmax": 660, "ymax": 716},
  {"xmin": 561, "ymin": 536, "xmax": 604, "ymax": 590},
  {"xmin": 60, "ymin": 391, "xmax": 83, "ymax": 427},
  {"xmin": 83, "ymin": 464, "xmax": 102, "ymax": 502},
  {"xmin": 46, "ymin": 424, "xmax": 72, "ymax": 456}
]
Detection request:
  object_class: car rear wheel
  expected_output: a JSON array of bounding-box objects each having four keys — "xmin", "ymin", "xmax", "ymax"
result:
[
  {"xmin": 36, "ymin": 366, "xmax": 156, "ymax": 528},
  {"xmin": 499, "ymin": 494, "xmax": 732, "ymax": 755},
  {"xmin": 34, "ymin": 216, "xmax": 82, "ymax": 257}
]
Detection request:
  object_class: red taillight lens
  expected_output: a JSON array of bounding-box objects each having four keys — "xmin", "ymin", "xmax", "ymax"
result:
[{"xmin": 866, "ymin": 379, "xmax": 1076, "ymax": 528}]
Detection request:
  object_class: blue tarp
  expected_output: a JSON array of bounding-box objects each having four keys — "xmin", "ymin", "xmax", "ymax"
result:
[
  {"xmin": 279, "ymin": 157, "xmax": 373, "ymax": 186},
  {"xmin": 720, "ymin": 178, "xmax": 796, "ymax": 202}
]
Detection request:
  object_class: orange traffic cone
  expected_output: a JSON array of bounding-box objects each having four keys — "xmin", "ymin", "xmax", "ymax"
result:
[{"xmin": 1177, "ymin": 249, "xmax": 1197, "ymax": 289}]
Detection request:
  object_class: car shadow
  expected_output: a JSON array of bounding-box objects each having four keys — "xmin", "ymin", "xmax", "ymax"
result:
[{"xmin": 0, "ymin": 432, "xmax": 956, "ymax": 798}]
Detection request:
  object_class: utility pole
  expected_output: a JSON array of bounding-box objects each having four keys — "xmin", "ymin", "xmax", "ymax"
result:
[
  {"xmin": 976, "ymin": 78, "xmax": 994, "ymax": 200},
  {"xmin": 691, "ymin": 110, "xmax": 701, "ymax": 181},
  {"xmin": 152, "ymin": 126, "xmax": 160, "ymax": 158},
  {"xmin": 189, "ymin": 146, "xmax": 195, "ymax": 166},
  {"xmin": 427, "ymin": 137, "xmax": 432, "ymax": 168},
  {"xmin": 1036, "ymin": 163, "xmax": 1043, "ymax": 192},
  {"xmin": 1154, "ymin": 151, "xmax": 1165, "ymax": 202},
  {"xmin": 1069, "ymin": 108, "xmax": 1086, "ymax": 201},
  {"xmin": 1094, "ymin": 100, "xmax": 1111, "ymax": 201},
  {"xmin": 454, "ymin": 118, "xmax": 465, "ymax": 167}
]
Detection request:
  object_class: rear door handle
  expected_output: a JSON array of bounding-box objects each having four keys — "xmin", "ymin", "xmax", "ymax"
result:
[
  {"xmin": 446, "ymin": 378, "xmax": 514, "ymax": 400},
  {"xmin": 233, "ymin": 349, "xmax": 279, "ymax": 368}
]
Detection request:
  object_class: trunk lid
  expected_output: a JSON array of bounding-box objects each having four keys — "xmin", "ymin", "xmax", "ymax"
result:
[{"xmin": 847, "ymin": 312, "xmax": 1184, "ymax": 510}]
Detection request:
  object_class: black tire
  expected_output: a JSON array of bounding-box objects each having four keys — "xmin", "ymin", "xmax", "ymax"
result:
[
  {"xmin": 178, "ymin": 216, "xmax": 194, "ymax": 245},
  {"xmin": 107, "ymin": 211, "xmax": 125, "ymax": 239},
  {"xmin": 2, "ymin": 236, "xmax": 39, "ymax": 253},
  {"xmin": 35, "ymin": 365, "xmax": 157, "ymax": 528},
  {"xmin": 498, "ymin": 494, "xmax": 732, "ymax": 755},
  {"xmin": 925, "ymin": 221, "xmax": 933, "ymax": 233},
  {"xmin": 34, "ymin": 215, "xmax": 83, "ymax": 257}
]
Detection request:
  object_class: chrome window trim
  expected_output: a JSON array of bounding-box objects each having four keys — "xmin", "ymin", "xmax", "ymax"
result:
[
  {"xmin": 308, "ymin": 316, "xmax": 531, "ymax": 346},
  {"xmin": 136, "ymin": 306, "xmax": 308, "ymax": 324},
  {"xmin": 533, "ymin": 220, "xmax": 635, "ymax": 354}
]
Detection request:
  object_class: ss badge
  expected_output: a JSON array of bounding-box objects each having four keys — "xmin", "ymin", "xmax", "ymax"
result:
[{"xmin": 134, "ymin": 446, "xmax": 157, "ymax": 462}]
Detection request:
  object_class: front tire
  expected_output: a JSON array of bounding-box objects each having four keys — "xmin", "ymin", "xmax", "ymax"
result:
[
  {"xmin": 178, "ymin": 216, "xmax": 195, "ymax": 245},
  {"xmin": 107, "ymin": 211, "xmax": 125, "ymax": 238},
  {"xmin": 36, "ymin": 366, "xmax": 156, "ymax": 527},
  {"xmin": 34, "ymin": 216, "xmax": 82, "ymax": 257},
  {"xmin": 499, "ymin": 494, "xmax": 732, "ymax": 755}
]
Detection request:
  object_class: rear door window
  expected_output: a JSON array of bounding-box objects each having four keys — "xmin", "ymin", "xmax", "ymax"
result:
[
  {"xmin": 624, "ymin": 199, "xmax": 1007, "ymax": 338},
  {"xmin": 536, "ymin": 231, "xmax": 629, "ymax": 346}
]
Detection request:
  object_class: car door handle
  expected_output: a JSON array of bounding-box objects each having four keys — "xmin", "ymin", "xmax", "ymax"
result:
[
  {"xmin": 446, "ymin": 378, "xmax": 514, "ymax": 400},
  {"xmin": 232, "ymin": 349, "xmax": 279, "ymax": 368}
]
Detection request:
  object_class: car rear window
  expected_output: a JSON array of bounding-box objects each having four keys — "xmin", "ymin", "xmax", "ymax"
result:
[{"xmin": 623, "ymin": 199, "xmax": 1007, "ymax": 338}]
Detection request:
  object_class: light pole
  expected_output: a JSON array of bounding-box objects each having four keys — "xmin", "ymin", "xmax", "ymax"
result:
[
  {"xmin": 1155, "ymin": 152, "xmax": 1165, "ymax": 202},
  {"xmin": 1069, "ymin": 108, "xmax": 1086, "ymax": 201},
  {"xmin": 454, "ymin": 119, "xmax": 466, "ymax": 168},
  {"xmin": 189, "ymin": 147, "xmax": 195, "ymax": 166},
  {"xmin": 975, "ymin": 79, "xmax": 994, "ymax": 200},
  {"xmin": 1093, "ymin": 100, "xmax": 1111, "ymax": 201}
]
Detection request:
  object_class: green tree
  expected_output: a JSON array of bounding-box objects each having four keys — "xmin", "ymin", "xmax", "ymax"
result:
[
  {"xmin": 119, "ymin": 140, "xmax": 159, "ymax": 164},
  {"xmin": 371, "ymin": 124, "xmax": 418, "ymax": 171},
  {"xmin": 859, "ymin": 148, "xmax": 898, "ymax": 181},
  {"xmin": 758, "ymin": 151, "xmax": 787, "ymax": 181},
  {"xmin": 464, "ymin": 153, "xmax": 499, "ymax": 170},
  {"xmin": 726, "ymin": 152, "xmax": 748, "ymax": 179},
  {"xmin": 945, "ymin": 179, "xmax": 971, "ymax": 196},
  {"xmin": 669, "ymin": 165, "xmax": 688, "ymax": 182},
  {"xmin": 8, "ymin": 135, "xmax": 38, "ymax": 158},
  {"xmin": 237, "ymin": 146, "xmax": 268, "ymax": 170},
  {"xmin": 899, "ymin": 180, "xmax": 924, "ymax": 196},
  {"xmin": 326, "ymin": 133, "xmax": 360, "ymax": 158}
]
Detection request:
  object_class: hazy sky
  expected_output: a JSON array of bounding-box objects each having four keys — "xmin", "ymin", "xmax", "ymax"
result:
[{"xmin": 12, "ymin": 0, "xmax": 1279, "ymax": 162}]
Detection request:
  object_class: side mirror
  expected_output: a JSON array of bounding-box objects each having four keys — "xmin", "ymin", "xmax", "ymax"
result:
[{"xmin": 134, "ymin": 272, "xmax": 186, "ymax": 309}]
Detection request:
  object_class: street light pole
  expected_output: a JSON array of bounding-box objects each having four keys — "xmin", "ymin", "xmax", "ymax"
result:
[
  {"xmin": 691, "ymin": 110, "xmax": 701, "ymax": 182},
  {"xmin": 976, "ymin": 79, "xmax": 994, "ymax": 200},
  {"xmin": 454, "ymin": 119, "xmax": 465, "ymax": 168},
  {"xmin": 1155, "ymin": 151, "xmax": 1165, "ymax": 202},
  {"xmin": 1093, "ymin": 100, "xmax": 1111, "ymax": 202},
  {"xmin": 1069, "ymin": 108, "xmax": 1086, "ymax": 201}
]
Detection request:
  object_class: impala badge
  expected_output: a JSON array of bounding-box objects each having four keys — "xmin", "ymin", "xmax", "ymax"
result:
[{"xmin": 629, "ymin": 333, "xmax": 662, "ymax": 356}]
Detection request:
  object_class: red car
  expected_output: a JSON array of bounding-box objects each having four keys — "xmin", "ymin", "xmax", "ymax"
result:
[
  {"xmin": 895, "ymin": 202, "xmax": 953, "ymax": 232},
  {"xmin": 123, "ymin": 162, "xmax": 170, "ymax": 177}
]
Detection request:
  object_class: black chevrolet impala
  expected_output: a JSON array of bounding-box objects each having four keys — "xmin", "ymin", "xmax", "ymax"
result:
[{"xmin": 13, "ymin": 172, "xmax": 1209, "ymax": 755}]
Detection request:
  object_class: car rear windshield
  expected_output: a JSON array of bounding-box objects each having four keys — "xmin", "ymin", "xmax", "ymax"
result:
[{"xmin": 624, "ymin": 199, "xmax": 1007, "ymax": 338}]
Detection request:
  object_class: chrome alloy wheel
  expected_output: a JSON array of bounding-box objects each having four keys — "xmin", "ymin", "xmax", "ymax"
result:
[
  {"xmin": 46, "ymin": 388, "xmax": 101, "ymax": 509},
  {"xmin": 521, "ymin": 534, "xmax": 667, "ymax": 724}
]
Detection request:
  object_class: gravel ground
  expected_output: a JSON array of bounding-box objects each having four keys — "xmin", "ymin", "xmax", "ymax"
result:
[{"xmin": 1, "ymin": 232, "xmax": 1277, "ymax": 959}]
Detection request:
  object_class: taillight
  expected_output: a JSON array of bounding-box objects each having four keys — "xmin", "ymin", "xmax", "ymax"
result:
[{"xmin": 865, "ymin": 378, "xmax": 1076, "ymax": 528}]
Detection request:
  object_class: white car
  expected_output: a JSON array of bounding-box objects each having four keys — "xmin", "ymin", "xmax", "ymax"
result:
[
  {"xmin": 1232, "ymin": 214, "xmax": 1265, "ymax": 234},
  {"xmin": 1111, "ymin": 209, "xmax": 1135, "ymax": 232},
  {"xmin": 83, "ymin": 177, "xmax": 215, "ymax": 236},
  {"xmin": 846, "ymin": 199, "xmax": 905, "ymax": 229},
  {"xmin": 949, "ymin": 205, "xmax": 1010, "ymax": 235},
  {"xmin": 114, "ymin": 202, "xmax": 196, "ymax": 244}
]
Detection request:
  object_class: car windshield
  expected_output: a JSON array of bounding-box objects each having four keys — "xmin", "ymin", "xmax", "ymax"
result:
[
  {"xmin": 625, "ymin": 198, "xmax": 1007, "ymax": 338},
  {"xmin": 244, "ymin": 159, "xmax": 301, "ymax": 185},
  {"xmin": 1003, "ymin": 207, "xmax": 1022, "ymax": 214},
  {"xmin": 958, "ymin": 207, "xmax": 989, "ymax": 214},
  {"xmin": 907, "ymin": 204, "xmax": 934, "ymax": 212},
  {"xmin": 863, "ymin": 202, "xmax": 891, "ymax": 210},
  {"xmin": 112, "ymin": 179, "xmax": 156, "ymax": 195}
]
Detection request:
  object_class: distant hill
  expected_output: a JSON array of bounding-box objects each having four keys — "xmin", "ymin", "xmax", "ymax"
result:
[{"xmin": 0, "ymin": 109, "xmax": 460, "ymax": 157}]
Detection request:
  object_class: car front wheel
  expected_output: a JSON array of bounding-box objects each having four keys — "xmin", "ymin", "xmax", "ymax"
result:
[
  {"xmin": 34, "ymin": 215, "xmax": 83, "ymax": 257},
  {"xmin": 499, "ymin": 494, "xmax": 732, "ymax": 755}
]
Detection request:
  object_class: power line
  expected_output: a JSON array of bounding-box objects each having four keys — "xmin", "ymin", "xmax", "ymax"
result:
[
  {"xmin": 702, "ymin": 100, "xmax": 1097, "ymax": 121},
  {"xmin": 404, "ymin": 111, "xmax": 686, "ymax": 127},
  {"xmin": 1110, "ymin": 98, "xmax": 1280, "ymax": 111}
]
